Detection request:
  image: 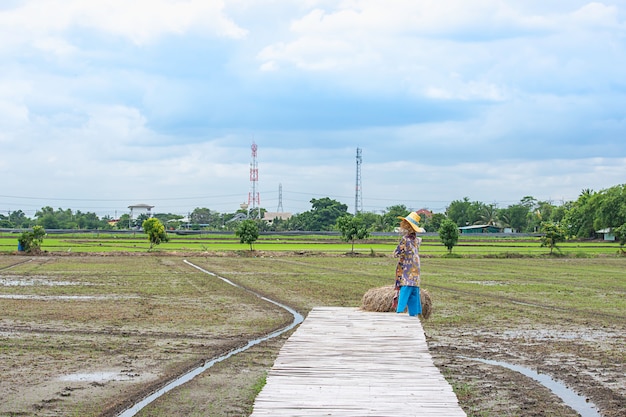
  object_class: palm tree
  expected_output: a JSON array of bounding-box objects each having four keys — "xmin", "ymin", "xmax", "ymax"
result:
[
  {"xmin": 498, "ymin": 212, "xmax": 512, "ymax": 231},
  {"xmin": 476, "ymin": 204, "xmax": 498, "ymax": 226}
]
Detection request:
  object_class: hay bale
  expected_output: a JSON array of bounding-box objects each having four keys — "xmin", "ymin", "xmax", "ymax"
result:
[
  {"xmin": 420, "ymin": 288, "xmax": 432, "ymax": 320},
  {"xmin": 361, "ymin": 285, "xmax": 395, "ymax": 313},
  {"xmin": 361, "ymin": 285, "xmax": 396, "ymax": 312},
  {"xmin": 360, "ymin": 286, "xmax": 432, "ymax": 320}
]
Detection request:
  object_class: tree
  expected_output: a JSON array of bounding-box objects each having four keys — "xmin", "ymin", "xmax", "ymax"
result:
[
  {"xmin": 336, "ymin": 215, "xmax": 370, "ymax": 253},
  {"xmin": 142, "ymin": 218, "xmax": 169, "ymax": 250},
  {"xmin": 117, "ymin": 214, "xmax": 131, "ymax": 229},
  {"xmin": 236, "ymin": 220, "xmax": 259, "ymax": 251},
  {"xmin": 446, "ymin": 198, "xmax": 486, "ymax": 227},
  {"xmin": 288, "ymin": 198, "xmax": 349, "ymax": 231},
  {"xmin": 18, "ymin": 226, "xmax": 46, "ymax": 253},
  {"xmin": 309, "ymin": 197, "xmax": 349, "ymax": 231},
  {"xmin": 8, "ymin": 210, "xmax": 29, "ymax": 228},
  {"xmin": 498, "ymin": 203, "xmax": 530, "ymax": 232},
  {"xmin": 446, "ymin": 198, "xmax": 471, "ymax": 226},
  {"xmin": 190, "ymin": 207, "xmax": 224, "ymax": 228},
  {"xmin": 477, "ymin": 204, "xmax": 498, "ymax": 226},
  {"xmin": 593, "ymin": 184, "xmax": 626, "ymax": 232},
  {"xmin": 35, "ymin": 206, "xmax": 61, "ymax": 229},
  {"xmin": 550, "ymin": 202, "xmax": 570, "ymax": 224},
  {"xmin": 612, "ymin": 224, "xmax": 626, "ymax": 253},
  {"xmin": 540, "ymin": 222, "xmax": 566, "ymax": 254},
  {"xmin": 562, "ymin": 189, "xmax": 596, "ymax": 238},
  {"xmin": 356, "ymin": 212, "xmax": 380, "ymax": 232},
  {"xmin": 382, "ymin": 205, "xmax": 410, "ymax": 231},
  {"xmin": 439, "ymin": 219, "xmax": 459, "ymax": 254},
  {"xmin": 425, "ymin": 212, "xmax": 446, "ymax": 233}
]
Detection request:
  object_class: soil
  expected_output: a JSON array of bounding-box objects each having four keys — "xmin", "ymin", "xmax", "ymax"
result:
[
  {"xmin": 1, "ymin": 252, "xmax": 624, "ymax": 417},
  {"xmin": 427, "ymin": 328, "xmax": 625, "ymax": 417}
]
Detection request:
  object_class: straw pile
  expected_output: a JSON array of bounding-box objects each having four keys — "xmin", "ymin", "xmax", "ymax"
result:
[{"xmin": 360, "ymin": 286, "xmax": 432, "ymax": 319}]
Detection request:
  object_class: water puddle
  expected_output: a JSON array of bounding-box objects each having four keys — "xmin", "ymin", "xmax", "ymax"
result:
[
  {"xmin": 0, "ymin": 276, "xmax": 83, "ymax": 286},
  {"xmin": 60, "ymin": 372, "xmax": 140, "ymax": 383},
  {"xmin": 466, "ymin": 280, "xmax": 508, "ymax": 286},
  {"xmin": 0, "ymin": 294, "xmax": 136, "ymax": 301},
  {"xmin": 464, "ymin": 357, "xmax": 601, "ymax": 417},
  {"xmin": 117, "ymin": 260, "xmax": 304, "ymax": 417},
  {"xmin": 501, "ymin": 329, "xmax": 612, "ymax": 342}
]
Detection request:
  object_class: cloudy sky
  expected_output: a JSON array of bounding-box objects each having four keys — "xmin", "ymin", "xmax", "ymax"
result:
[{"xmin": 1, "ymin": 0, "xmax": 625, "ymax": 218}]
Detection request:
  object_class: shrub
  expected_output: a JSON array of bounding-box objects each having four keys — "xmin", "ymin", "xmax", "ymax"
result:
[{"xmin": 18, "ymin": 226, "xmax": 46, "ymax": 253}]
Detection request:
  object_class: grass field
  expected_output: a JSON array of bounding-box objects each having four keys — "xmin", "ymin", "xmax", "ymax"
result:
[
  {"xmin": 1, "ymin": 230, "xmax": 623, "ymax": 256},
  {"xmin": 0, "ymin": 234, "xmax": 624, "ymax": 416}
]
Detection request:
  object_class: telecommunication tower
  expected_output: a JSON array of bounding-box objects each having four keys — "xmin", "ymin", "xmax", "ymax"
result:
[
  {"xmin": 277, "ymin": 183, "xmax": 284, "ymax": 212},
  {"xmin": 354, "ymin": 147, "xmax": 363, "ymax": 214},
  {"xmin": 248, "ymin": 142, "xmax": 260, "ymax": 218}
]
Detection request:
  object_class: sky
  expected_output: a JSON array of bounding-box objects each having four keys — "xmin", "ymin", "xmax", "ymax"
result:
[{"xmin": 1, "ymin": 0, "xmax": 625, "ymax": 219}]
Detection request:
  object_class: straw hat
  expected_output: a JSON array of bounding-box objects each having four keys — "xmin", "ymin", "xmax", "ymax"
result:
[{"xmin": 398, "ymin": 212, "xmax": 425, "ymax": 233}]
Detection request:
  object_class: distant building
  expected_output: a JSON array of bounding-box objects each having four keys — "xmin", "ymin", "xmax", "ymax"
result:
[
  {"xmin": 596, "ymin": 228, "xmax": 615, "ymax": 241},
  {"xmin": 415, "ymin": 208, "xmax": 433, "ymax": 219},
  {"xmin": 227, "ymin": 213, "xmax": 248, "ymax": 223},
  {"xmin": 262, "ymin": 211, "xmax": 292, "ymax": 225},
  {"xmin": 128, "ymin": 204, "xmax": 154, "ymax": 219},
  {"xmin": 459, "ymin": 224, "xmax": 501, "ymax": 234},
  {"xmin": 127, "ymin": 204, "xmax": 154, "ymax": 228}
]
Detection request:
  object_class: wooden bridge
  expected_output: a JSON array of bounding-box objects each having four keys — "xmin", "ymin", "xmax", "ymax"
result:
[{"xmin": 250, "ymin": 307, "xmax": 466, "ymax": 416}]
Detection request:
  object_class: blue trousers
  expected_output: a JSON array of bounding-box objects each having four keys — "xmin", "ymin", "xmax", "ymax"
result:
[{"xmin": 396, "ymin": 286, "xmax": 421, "ymax": 316}]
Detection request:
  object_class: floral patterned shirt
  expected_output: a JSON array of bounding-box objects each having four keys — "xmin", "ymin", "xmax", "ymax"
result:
[{"xmin": 394, "ymin": 234, "xmax": 421, "ymax": 287}]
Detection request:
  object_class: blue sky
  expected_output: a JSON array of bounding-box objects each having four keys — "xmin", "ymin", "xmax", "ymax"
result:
[{"xmin": 1, "ymin": 0, "xmax": 625, "ymax": 218}]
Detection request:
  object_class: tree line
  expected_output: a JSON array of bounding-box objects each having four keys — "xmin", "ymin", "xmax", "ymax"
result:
[{"xmin": 2, "ymin": 184, "xmax": 625, "ymax": 239}]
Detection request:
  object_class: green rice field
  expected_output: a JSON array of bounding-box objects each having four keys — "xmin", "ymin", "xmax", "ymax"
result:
[{"xmin": 0, "ymin": 231, "xmax": 623, "ymax": 256}]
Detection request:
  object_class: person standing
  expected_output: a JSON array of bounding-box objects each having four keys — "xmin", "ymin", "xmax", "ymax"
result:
[{"xmin": 394, "ymin": 212, "xmax": 424, "ymax": 317}]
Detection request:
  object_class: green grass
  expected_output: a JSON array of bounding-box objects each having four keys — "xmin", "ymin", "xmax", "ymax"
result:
[{"xmin": 1, "ymin": 231, "xmax": 623, "ymax": 256}]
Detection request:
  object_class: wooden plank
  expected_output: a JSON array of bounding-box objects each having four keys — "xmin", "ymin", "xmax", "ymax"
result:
[{"xmin": 250, "ymin": 307, "xmax": 466, "ymax": 417}]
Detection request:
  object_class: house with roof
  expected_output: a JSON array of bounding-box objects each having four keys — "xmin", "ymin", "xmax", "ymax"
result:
[
  {"xmin": 458, "ymin": 224, "xmax": 502, "ymax": 234},
  {"xmin": 262, "ymin": 211, "xmax": 292, "ymax": 225},
  {"xmin": 596, "ymin": 228, "xmax": 615, "ymax": 241}
]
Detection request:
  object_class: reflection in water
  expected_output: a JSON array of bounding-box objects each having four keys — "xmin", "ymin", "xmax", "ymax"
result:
[
  {"xmin": 464, "ymin": 357, "xmax": 601, "ymax": 417},
  {"xmin": 118, "ymin": 260, "xmax": 304, "ymax": 417}
]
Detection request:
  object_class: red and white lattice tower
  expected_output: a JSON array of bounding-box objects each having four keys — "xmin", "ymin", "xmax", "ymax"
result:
[{"xmin": 248, "ymin": 142, "xmax": 260, "ymax": 218}]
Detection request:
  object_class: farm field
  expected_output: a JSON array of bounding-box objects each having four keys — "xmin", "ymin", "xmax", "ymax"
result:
[
  {"xmin": 0, "ymin": 230, "xmax": 623, "ymax": 256},
  {"xmin": 0, "ymin": 240, "xmax": 624, "ymax": 416}
]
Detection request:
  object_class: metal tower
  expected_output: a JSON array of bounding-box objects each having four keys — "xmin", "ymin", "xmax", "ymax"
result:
[
  {"xmin": 248, "ymin": 142, "xmax": 260, "ymax": 218},
  {"xmin": 277, "ymin": 183, "xmax": 284, "ymax": 212},
  {"xmin": 355, "ymin": 147, "xmax": 363, "ymax": 214}
]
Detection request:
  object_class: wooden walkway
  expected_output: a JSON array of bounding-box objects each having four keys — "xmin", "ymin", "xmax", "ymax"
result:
[{"xmin": 250, "ymin": 307, "xmax": 466, "ymax": 416}]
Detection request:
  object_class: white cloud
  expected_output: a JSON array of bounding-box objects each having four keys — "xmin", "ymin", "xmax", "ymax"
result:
[
  {"xmin": 0, "ymin": 1, "xmax": 624, "ymax": 217},
  {"xmin": 569, "ymin": 2, "xmax": 622, "ymax": 28},
  {"xmin": 32, "ymin": 36, "xmax": 77, "ymax": 56},
  {"xmin": 0, "ymin": 100, "xmax": 29, "ymax": 130},
  {"xmin": 255, "ymin": 1, "xmax": 625, "ymax": 102},
  {"xmin": 424, "ymin": 79, "xmax": 509, "ymax": 101},
  {"xmin": 0, "ymin": 0, "xmax": 247, "ymax": 51}
]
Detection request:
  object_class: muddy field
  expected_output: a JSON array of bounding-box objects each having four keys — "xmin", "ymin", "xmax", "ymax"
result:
[{"xmin": 0, "ymin": 253, "xmax": 624, "ymax": 417}]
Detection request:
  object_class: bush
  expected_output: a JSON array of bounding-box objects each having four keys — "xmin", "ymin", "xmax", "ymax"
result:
[
  {"xmin": 18, "ymin": 226, "xmax": 46, "ymax": 253},
  {"xmin": 142, "ymin": 218, "xmax": 169, "ymax": 250},
  {"xmin": 236, "ymin": 220, "xmax": 259, "ymax": 251},
  {"xmin": 540, "ymin": 222, "xmax": 566, "ymax": 254},
  {"xmin": 439, "ymin": 219, "xmax": 460, "ymax": 254}
]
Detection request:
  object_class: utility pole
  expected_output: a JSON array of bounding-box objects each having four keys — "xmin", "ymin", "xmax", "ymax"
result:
[
  {"xmin": 277, "ymin": 183, "xmax": 284, "ymax": 212},
  {"xmin": 355, "ymin": 147, "xmax": 363, "ymax": 215},
  {"xmin": 248, "ymin": 142, "xmax": 261, "ymax": 219}
]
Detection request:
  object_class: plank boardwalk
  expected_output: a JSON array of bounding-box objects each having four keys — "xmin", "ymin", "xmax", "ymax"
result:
[{"xmin": 251, "ymin": 306, "xmax": 466, "ymax": 417}]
